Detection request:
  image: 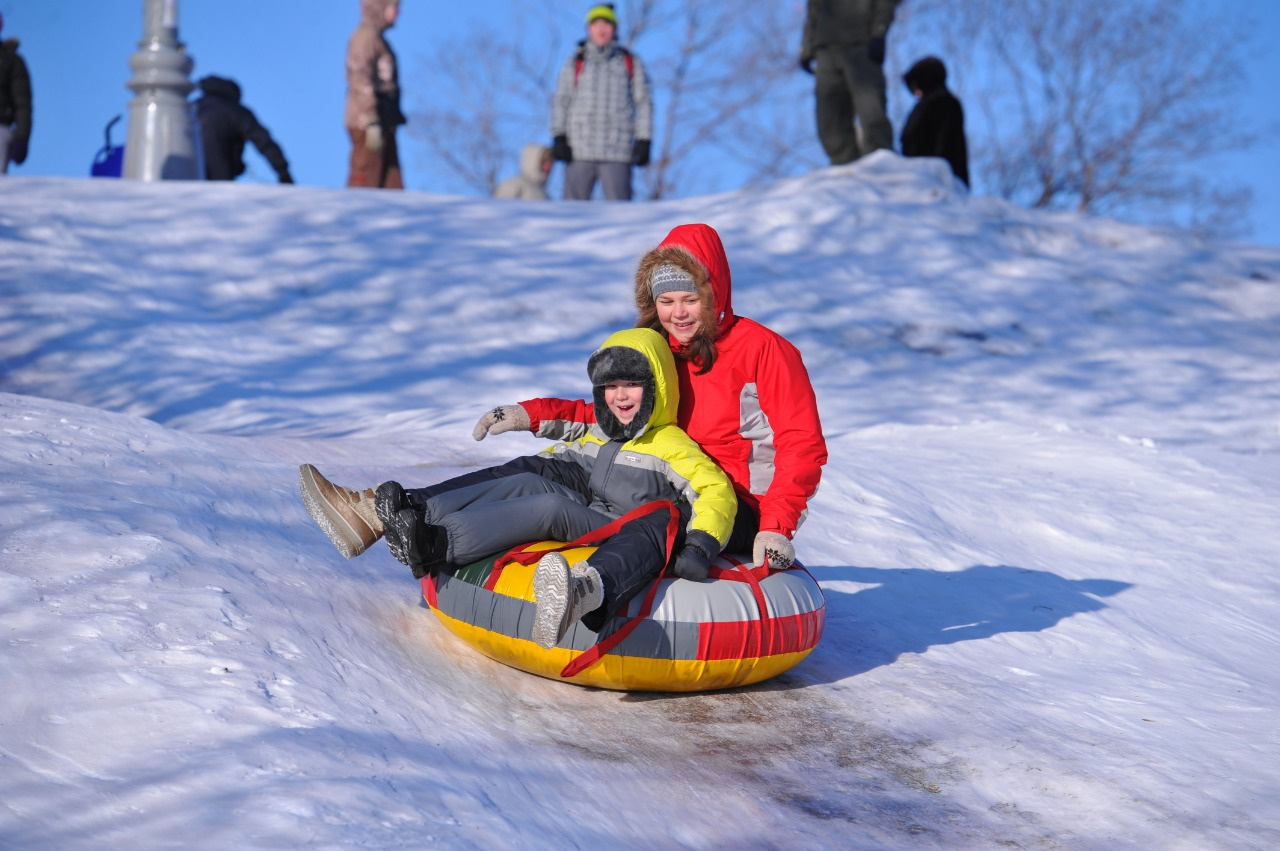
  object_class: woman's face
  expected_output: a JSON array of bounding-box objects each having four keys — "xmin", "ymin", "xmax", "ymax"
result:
[{"xmin": 655, "ymin": 292, "xmax": 704, "ymax": 346}]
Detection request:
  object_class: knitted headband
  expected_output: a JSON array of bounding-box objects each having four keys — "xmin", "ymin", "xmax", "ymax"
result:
[{"xmin": 649, "ymin": 263, "xmax": 697, "ymax": 298}]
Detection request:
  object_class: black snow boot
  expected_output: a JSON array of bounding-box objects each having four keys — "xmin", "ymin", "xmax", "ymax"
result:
[{"xmin": 378, "ymin": 481, "xmax": 449, "ymax": 579}]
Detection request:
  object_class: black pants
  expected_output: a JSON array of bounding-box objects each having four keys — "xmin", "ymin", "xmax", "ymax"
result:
[{"xmin": 407, "ymin": 469, "xmax": 682, "ymax": 631}]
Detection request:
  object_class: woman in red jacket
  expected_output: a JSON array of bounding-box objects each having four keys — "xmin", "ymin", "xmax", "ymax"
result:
[{"xmin": 474, "ymin": 223, "xmax": 828, "ymax": 569}]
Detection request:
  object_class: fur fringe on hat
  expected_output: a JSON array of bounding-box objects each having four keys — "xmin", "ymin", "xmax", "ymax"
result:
[{"xmin": 633, "ymin": 245, "xmax": 719, "ymax": 374}]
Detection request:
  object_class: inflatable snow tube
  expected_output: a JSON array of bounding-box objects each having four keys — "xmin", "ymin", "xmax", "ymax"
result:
[{"xmin": 419, "ymin": 541, "xmax": 826, "ymax": 692}]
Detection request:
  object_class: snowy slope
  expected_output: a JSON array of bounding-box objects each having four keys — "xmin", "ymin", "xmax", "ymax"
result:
[{"xmin": 2, "ymin": 154, "xmax": 1279, "ymax": 848}]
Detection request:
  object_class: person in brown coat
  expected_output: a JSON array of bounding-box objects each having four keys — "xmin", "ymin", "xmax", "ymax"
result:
[{"xmin": 345, "ymin": 0, "xmax": 405, "ymax": 189}]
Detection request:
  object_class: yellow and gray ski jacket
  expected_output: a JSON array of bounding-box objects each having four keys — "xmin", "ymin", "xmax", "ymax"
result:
[{"xmin": 463, "ymin": 328, "xmax": 737, "ymax": 552}]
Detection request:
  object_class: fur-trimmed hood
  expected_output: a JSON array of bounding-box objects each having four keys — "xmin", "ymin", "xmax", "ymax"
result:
[
  {"xmin": 637, "ymin": 223, "xmax": 735, "ymax": 334},
  {"xmin": 633, "ymin": 222, "xmax": 737, "ymax": 356}
]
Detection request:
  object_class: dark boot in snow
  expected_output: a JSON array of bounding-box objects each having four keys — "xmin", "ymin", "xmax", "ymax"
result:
[
  {"xmin": 375, "ymin": 480, "xmax": 415, "ymax": 530},
  {"xmin": 298, "ymin": 464, "xmax": 382, "ymax": 558},
  {"xmin": 378, "ymin": 482, "xmax": 449, "ymax": 578}
]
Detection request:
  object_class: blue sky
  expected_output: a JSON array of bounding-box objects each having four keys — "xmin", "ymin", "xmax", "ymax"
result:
[{"xmin": 4, "ymin": 0, "xmax": 1278, "ymax": 246}]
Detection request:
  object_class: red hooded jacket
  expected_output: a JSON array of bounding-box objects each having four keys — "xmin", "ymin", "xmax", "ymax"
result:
[{"xmin": 522, "ymin": 224, "xmax": 827, "ymax": 538}]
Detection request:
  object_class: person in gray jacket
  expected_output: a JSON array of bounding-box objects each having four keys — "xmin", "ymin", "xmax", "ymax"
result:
[
  {"xmin": 800, "ymin": 0, "xmax": 901, "ymax": 165},
  {"xmin": 551, "ymin": 4, "xmax": 652, "ymax": 201}
]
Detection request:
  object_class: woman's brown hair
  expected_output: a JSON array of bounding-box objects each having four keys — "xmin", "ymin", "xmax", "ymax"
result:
[{"xmin": 633, "ymin": 245, "xmax": 719, "ymax": 374}]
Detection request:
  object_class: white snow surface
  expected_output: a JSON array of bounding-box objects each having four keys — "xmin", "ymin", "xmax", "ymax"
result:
[{"xmin": 3, "ymin": 153, "xmax": 1280, "ymax": 848}]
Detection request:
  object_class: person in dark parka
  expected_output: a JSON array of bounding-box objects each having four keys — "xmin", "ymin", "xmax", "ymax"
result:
[
  {"xmin": 195, "ymin": 76, "xmax": 293, "ymax": 183},
  {"xmin": 900, "ymin": 56, "xmax": 969, "ymax": 187},
  {"xmin": 0, "ymin": 11, "xmax": 33, "ymax": 174}
]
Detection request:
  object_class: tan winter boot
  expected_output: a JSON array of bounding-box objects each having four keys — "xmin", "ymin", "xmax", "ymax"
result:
[
  {"xmin": 298, "ymin": 464, "xmax": 383, "ymax": 558},
  {"xmin": 532, "ymin": 553, "xmax": 604, "ymax": 649}
]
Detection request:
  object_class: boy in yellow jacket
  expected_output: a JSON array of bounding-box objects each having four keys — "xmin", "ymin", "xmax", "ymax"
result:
[{"xmin": 300, "ymin": 328, "xmax": 736, "ymax": 648}]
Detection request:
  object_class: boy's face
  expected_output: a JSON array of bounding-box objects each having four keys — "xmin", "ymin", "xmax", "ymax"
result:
[{"xmin": 604, "ymin": 381, "xmax": 645, "ymax": 425}]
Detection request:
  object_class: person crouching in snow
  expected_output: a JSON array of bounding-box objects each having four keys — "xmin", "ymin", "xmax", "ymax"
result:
[
  {"xmin": 493, "ymin": 143, "xmax": 552, "ymax": 200},
  {"xmin": 299, "ymin": 327, "xmax": 736, "ymax": 649}
]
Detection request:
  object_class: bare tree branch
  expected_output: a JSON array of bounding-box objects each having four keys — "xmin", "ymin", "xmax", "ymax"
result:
[{"xmin": 895, "ymin": 0, "xmax": 1258, "ymax": 236}]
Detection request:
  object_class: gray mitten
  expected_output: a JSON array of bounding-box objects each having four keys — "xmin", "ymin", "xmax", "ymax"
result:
[
  {"xmin": 752, "ymin": 531, "xmax": 794, "ymax": 570},
  {"xmin": 472, "ymin": 404, "xmax": 531, "ymax": 441}
]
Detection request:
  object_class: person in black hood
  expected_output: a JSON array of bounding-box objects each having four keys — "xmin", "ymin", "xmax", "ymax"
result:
[
  {"xmin": 900, "ymin": 56, "xmax": 969, "ymax": 187},
  {"xmin": 195, "ymin": 75, "xmax": 293, "ymax": 183}
]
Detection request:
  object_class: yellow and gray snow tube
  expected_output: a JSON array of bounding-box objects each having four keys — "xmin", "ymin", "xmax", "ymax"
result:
[{"xmin": 420, "ymin": 541, "xmax": 826, "ymax": 692}]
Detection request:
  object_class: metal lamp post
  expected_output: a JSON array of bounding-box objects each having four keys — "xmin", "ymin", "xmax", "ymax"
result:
[{"xmin": 123, "ymin": 0, "xmax": 202, "ymax": 180}]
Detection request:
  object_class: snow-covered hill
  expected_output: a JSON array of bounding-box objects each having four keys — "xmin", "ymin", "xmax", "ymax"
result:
[{"xmin": 3, "ymin": 154, "xmax": 1279, "ymax": 848}]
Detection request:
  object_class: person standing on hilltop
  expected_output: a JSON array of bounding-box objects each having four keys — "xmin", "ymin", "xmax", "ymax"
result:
[
  {"xmin": 0, "ymin": 12, "xmax": 33, "ymax": 175},
  {"xmin": 345, "ymin": 0, "xmax": 406, "ymax": 189},
  {"xmin": 799, "ymin": 0, "xmax": 902, "ymax": 165},
  {"xmin": 550, "ymin": 4, "xmax": 652, "ymax": 201}
]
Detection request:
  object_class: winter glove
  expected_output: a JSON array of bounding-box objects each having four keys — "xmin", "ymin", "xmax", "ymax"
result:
[
  {"xmin": 552, "ymin": 135, "xmax": 573, "ymax": 163},
  {"xmin": 799, "ymin": 57, "xmax": 814, "ymax": 75},
  {"xmin": 9, "ymin": 136, "xmax": 28, "ymax": 166},
  {"xmin": 672, "ymin": 536, "xmax": 715, "ymax": 582},
  {"xmin": 752, "ymin": 531, "xmax": 795, "ymax": 570},
  {"xmin": 365, "ymin": 123, "xmax": 383, "ymax": 153},
  {"xmin": 867, "ymin": 36, "xmax": 886, "ymax": 65},
  {"xmin": 472, "ymin": 404, "xmax": 532, "ymax": 441},
  {"xmin": 631, "ymin": 139, "xmax": 651, "ymax": 167}
]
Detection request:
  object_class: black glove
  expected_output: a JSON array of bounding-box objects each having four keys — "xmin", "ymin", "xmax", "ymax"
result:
[
  {"xmin": 631, "ymin": 139, "xmax": 651, "ymax": 167},
  {"xmin": 9, "ymin": 136, "xmax": 28, "ymax": 166},
  {"xmin": 868, "ymin": 36, "xmax": 886, "ymax": 64},
  {"xmin": 799, "ymin": 57, "xmax": 814, "ymax": 75},
  {"xmin": 672, "ymin": 531, "xmax": 719, "ymax": 582},
  {"xmin": 552, "ymin": 135, "xmax": 573, "ymax": 163}
]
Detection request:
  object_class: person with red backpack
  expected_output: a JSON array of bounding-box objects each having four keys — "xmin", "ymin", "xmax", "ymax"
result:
[{"xmin": 551, "ymin": 4, "xmax": 652, "ymax": 201}]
